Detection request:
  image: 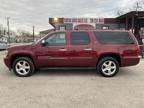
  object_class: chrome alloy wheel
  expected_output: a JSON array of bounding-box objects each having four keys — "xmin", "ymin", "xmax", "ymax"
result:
[
  {"xmin": 101, "ymin": 60, "xmax": 117, "ymax": 76},
  {"xmin": 15, "ymin": 60, "xmax": 30, "ymax": 75}
]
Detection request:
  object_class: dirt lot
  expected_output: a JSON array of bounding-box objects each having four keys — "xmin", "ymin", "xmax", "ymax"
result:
[{"xmin": 0, "ymin": 51, "xmax": 144, "ymax": 108}]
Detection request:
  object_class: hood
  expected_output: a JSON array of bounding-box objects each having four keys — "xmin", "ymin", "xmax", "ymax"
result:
[{"xmin": 7, "ymin": 43, "xmax": 33, "ymax": 51}]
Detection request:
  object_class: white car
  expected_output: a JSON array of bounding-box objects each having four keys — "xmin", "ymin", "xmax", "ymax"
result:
[{"xmin": 0, "ymin": 41, "xmax": 8, "ymax": 50}]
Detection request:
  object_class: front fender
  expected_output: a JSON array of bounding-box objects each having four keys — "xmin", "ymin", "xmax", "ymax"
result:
[{"xmin": 9, "ymin": 50, "xmax": 37, "ymax": 68}]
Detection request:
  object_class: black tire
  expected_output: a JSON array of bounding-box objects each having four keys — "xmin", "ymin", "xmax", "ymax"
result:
[
  {"xmin": 12, "ymin": 57, "xmax": 35, "ymax": 77},
  {"xmin": 97, "ymin": 57, "xmax": 119, "ymax": 77}
]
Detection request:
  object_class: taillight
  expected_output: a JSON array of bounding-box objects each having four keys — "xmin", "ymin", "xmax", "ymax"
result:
[{"xmin": 136, "ymin": 45, "xmax": 140, "ymax": 56}]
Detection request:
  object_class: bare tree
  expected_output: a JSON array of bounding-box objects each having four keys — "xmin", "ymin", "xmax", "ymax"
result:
[
  {"xmin": 116, "ymin": 0, "xmax": 144, "ymax": 16},
  {"xmin": 17, "ymin": 29, "xmax": 32, "ymax": 37},
  {"xmin": 0, "ymin": 24, "xmax": 7, "ymax": 38},
  {"xmin": 117, "ymin": 9, "xmax": 125, "ymax": 16},
  {"xmin": 0, "ymin": 25, "xmax": 3, "ymax": 37},
  {"xmin": 133, "ymin": 1, "xmax": 144, "ymax": 11}
]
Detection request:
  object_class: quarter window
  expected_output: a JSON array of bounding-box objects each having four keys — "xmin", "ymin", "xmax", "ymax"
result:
[
  {"xmin": 94, "ymin": 31, "xmax": 134, "ymax": 44},
  {"xmin": 70, "ymin": 32, "xmax": 90, "ymax": 45},
  {"xmin": 45, "ymin": 33, "xmax": 66, "ymax": 46}
]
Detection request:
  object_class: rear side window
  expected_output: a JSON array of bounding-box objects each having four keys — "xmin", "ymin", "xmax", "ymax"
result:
[
  {"xmin": 70, "ymin": 32, "xmax": 90, "ymax": 45},
  {"xmin": 94, "ymin": 31, "xmax": 134, "ymax": 44}
]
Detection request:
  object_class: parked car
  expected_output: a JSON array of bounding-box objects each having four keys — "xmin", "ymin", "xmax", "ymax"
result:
[
  {"xmin": 4, "ymin": 30, "xmax": 140, "ymax": 77},
  {"xmin": 0, "ymin": 41, "xmax": 8, "ymax": 50}
]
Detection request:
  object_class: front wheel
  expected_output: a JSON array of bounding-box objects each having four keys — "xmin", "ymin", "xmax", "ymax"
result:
[
  {"xmin": 97, "ymin": 57, "xmax": 119, "ymax": 77},
  {"xmin": 12, "ymin": 57, "xmax": 35, "ymax": 77}
]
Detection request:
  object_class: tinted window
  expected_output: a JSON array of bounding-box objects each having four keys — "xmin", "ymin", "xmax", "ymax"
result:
[
  {"xmin": 45, "ymin": 33, "xmax": 66, "ymax": 46},
  {"xmin": 70, "ymin": 32, "xmax": 90, "ymax": 45},
  {"xmin": 94, "ymin": 31, "xmax": 134, "ymax": 44}
]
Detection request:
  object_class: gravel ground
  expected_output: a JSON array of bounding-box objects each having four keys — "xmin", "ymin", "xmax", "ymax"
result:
[{"xmin": 0, "ymin": 51, "xmax": 144, "ymax": 108}]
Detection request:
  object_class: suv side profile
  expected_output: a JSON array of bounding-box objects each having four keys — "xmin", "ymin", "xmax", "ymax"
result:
[{"xmin": 4, "ymin": 30, "xmax": 140, "ymax": 77}]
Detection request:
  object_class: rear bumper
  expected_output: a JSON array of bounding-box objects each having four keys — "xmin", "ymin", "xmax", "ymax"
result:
[
  {"xmin": 4, "ymin": 57, "xmax": 11, "ymax": 70},
  {"xmin": 121, "ymin": 56, "xmax": 140, "ymax": 67}
]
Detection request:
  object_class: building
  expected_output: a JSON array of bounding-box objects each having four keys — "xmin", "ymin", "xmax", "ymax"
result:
[
  {"xmin": 49, "ymin": 18, "xmax": 120, "ymax": 30},
  {"xmin": 49, "ymin": 11, "xmax": 144, "ymax": 44}
]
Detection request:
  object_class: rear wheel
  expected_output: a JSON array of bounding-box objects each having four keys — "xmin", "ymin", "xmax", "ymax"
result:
[
  {"xmin": 97, "ymin": 57, "xmax": 119, "ymax": 77},
  {"xmin": 12, "ymin": 57, "xmax": 35, "ymax": 77}
]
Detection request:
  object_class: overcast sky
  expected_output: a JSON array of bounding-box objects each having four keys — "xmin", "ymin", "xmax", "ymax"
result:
[{"xmin": 0, "ymin": 0, "xmax": 142, "ymax": 33}]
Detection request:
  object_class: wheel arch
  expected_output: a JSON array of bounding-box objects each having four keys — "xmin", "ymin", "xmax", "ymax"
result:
[
  {"xmin": 10, "ymin": 53, "xmax": 35, "ymax": 68},
  {"xmin": 97, "ymin": 53, "xmax": 121, "ymax": 67}
]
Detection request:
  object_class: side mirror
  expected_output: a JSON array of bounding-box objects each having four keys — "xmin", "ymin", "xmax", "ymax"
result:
[{"xmin": 41, "ymin": 40, "xmax": 46, "ymax": 46}]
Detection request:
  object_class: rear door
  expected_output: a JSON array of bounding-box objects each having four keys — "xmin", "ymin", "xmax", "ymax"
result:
[{"xmin": 68, "ymin": 31, "xmax": 96, "ymax": 67}]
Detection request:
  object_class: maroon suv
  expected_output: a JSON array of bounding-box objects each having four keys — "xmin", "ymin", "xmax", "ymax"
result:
[{"xmin": 4, "ymin": 30, "xmax": 140, "ymax": 77}]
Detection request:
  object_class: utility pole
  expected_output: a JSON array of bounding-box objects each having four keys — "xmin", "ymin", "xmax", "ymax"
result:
[
  {"xmin": 6, "ymin": 17, "xmax": 10, "ymax": 43},
  {"xmin": 33, "ymin": 25, "xmax": 35, "ymax": 42}
]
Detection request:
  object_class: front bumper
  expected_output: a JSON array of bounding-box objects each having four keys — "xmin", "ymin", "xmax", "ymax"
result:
[{"xmin": 4, "ymin": 57, "xmax": 11, "ymax": 70}]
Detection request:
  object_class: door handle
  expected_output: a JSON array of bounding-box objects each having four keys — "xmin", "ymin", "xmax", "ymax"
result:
[
  {"xmin": 59, "ymin": 48, "xmax": 67, "ymax": 51},
  {"xmin": 83, "ymin": 48, "xmax": 92, "ymax": 51}
]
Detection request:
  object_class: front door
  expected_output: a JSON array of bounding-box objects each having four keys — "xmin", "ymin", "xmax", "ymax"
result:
[{"xmin": 36, "ymin": 32, "xmax": 69, "ymax": 67}]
